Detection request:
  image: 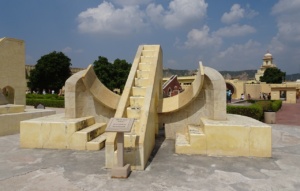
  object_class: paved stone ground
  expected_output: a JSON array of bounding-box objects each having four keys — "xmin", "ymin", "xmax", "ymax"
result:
[
  {"xmin": 276, "ymin": 99, "xmax": 300, "ymax": 126},
  {"xmin": 1, "ymin": 105, "xmax": 298, "ymax": 190},
  {"xmin": 0, "ymin": 123, "xmax": 300, "ymax": 191}
]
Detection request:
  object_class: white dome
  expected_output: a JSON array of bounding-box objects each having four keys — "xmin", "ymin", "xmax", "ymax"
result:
[{"xmin": 264, "ymin": 52, "xmax": 272, "ymax": 58}]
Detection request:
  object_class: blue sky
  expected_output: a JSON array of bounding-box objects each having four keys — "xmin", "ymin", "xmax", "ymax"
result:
[{"xmin": 1, "ymin": 0, "xmax": 300, "ymax": 74}]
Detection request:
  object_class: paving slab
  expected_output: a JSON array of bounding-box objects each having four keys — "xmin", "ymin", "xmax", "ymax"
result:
[
  {"xmin": 0, "ymin": 124, "xmax": 300, "ymax": 191},
  {"xmin": 276, "ymin": 99, "xmax": 300, "ymax": 126}
]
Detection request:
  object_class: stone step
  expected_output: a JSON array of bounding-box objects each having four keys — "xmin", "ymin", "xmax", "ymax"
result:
[
  {"xmin": 175, "ymin": 125, "xmax": 207, "ymax": 155},
  {"xmin": 138, "ymin": 63, "xmax": 151, "ymax": 70},
  {"xmin": 187, "ymin": 125, "xmax": 205, "ymax": 145},
  {"xmin": 131, "ymin": 119, "xmax": 141, "ymax": 134},
  {"xmin": 143, "ymin": 45, "xmax": 158, "ymax": 50},
  {"xmin": 175, "ymin": 132, "xmax": 190, "ymax": 146},
  {"xmin": 86, "ymin": 133, "xmax": 106, "ymax": 151},
  {"xmin": 132, "ymin": 87, "xmax": 147, "ymax": 97},
  {"xmin": 124, "ymin": 133, "xmax": 138, "ymax": 147},
  {"xmin": 126, "ymin": 107, "xmax": 141, "ymax": 119},
  {"xmin": 140, "ymin": 56, "xmax": 154, "ymax": 63},
  {"xmin": 71, "ymin": 116, "xmax": 96, "ymax": 133},
  {"xmin": 135, "ymin": 78, "xmax": 148, "ymax": 87},
  {"xmin": 141, "ymin": 50, "xmax": 156, "ymax": 57},
  {"xmin": 69, "ymin": 123, "xmax": 106, "ymax": 150},
  {"xmin": 130, "ymin": 96, "xmax": 144, "ymax": 109},
  {"xmin": 136, "ymin": 70, "xmax": 149, "ymax": 78}
]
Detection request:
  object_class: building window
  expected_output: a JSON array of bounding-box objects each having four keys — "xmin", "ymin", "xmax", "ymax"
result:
[{"xmin": 280, "ymin": 90, "xmax": 286, "ymax": 101}]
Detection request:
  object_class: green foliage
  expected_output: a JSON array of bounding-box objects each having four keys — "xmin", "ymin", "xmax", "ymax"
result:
[
  {"xmin": 260, "ymin": 68, "xmax": 286, "ymax": 84},
  {"xmin": 227, "ymin": 100, "xmax": 282, "ymax": 121},
  {"xmin": 26, "ymin": 94, "xmax": 64, "ymax": 108},
  {"xmin": 26, "ymin": 93, "xmax": 64, "ymax": 100},
  {"xmin": 28, "ymin": 51, "xmax": 72, "ymax": 93},
  {"xmin": 26, "ymin": 99, "xmax": 64, "ymax": 108},
  {"xmin": 93, "ymin": 56, "xmax": 131, "ymax": 93},
  {"xmin": 271, "ymin": 100, "xmax": 282, "ymax": 112},
  {"xmin": 254, "ymin": 100, "xmax": 282, "ymax": 112},
  {"xmin": 227, "ymin": 104, "xmax": 263, "ymax": 120},
  {"xmin": 255, "ymin": 100, "xmax": 272, "ymax": 111}
]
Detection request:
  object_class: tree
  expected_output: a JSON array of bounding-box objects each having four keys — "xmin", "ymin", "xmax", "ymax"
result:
[
  {"xmin": 112, "ymin": 58, "xmax": 132, "ymax": 92},
  {"xmin": 28, "ymin": 51, "xmax": 72, "ymax": 93},
  {"xmin": 93, "ymin": 56, "xmax": 131, "ymax": 93},
  {"xmin": 260, "ymin": 67, "xmax": 286, "ymax": 84}
]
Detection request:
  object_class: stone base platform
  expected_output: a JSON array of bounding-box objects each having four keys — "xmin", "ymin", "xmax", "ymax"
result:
[
  {"xmin": 0, "ymin": 108, "xmax": 56, "ymax": 136},
  {"xmin": 20, "ymin": 114, "xmax": 107, "ymax": 151},
  {"xmin": 176, "ymin": 114, "xmax": 272, "ymax": 157},
  {"xmin": 0, "ymin": 104, "xmax": 25, "ymax": 114}
]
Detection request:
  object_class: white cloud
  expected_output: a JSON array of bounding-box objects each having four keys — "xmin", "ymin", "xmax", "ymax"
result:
[
  {"xmin": 218, "ymin": 40, "xmax": 261, "ymax": 59},
  {"xmin": 272, "ymin": 0, "xmax": 300, "ymax": 43},
  {"xmin": 221, "ymin": 4, "xmax": 244, "ymax": 24},
  {"xmin": 146, "ymin": 0, "xmax": 208, "ymax": 29},
  {"xmin": 62, "ymin": 47, "xmax": 72, "ymax": 53},
  {"xmin": 245, "ymin": 4, "xmax": 259, "ymax": 19},
  {"xmin": 112, "ymin": 0, "xmax": 153, "ymax": 6},
  {"xmin": 214, "ymin": 24, "xmax": 256, "ymax": 37},
  {"xmin": 272, "ymin": 0, "xmax": 300, "ymax": 14},
  {"xmin": 183, "ymin": 26, "xmax": 222, "ymax": 49},
  {"xmin": 77, "ymin": 1, "xmax": 147, "ymax": 35},
  {"xmin": 208, "ymin": 40, "xmax": 263, "ymax": 71}
]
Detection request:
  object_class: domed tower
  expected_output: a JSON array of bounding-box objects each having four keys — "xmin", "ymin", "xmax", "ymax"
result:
[{"xmin": 255, "ymin": 51, "xmax": 277, "ymax": 81}]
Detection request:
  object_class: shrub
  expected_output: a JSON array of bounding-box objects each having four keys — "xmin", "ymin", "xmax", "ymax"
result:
[
  {"xmin": 271, "ymin": 100, "xmax": 282, "ymax": 112},
  {"xmin": 227, "ymin": 104, "xmax": 263, "ymax": 120},
  {"xmin": 26, "ymin": 94, "xmax": 64, "ymax": 108},
  {"xmin": 254, "ymin": 100, "xmax": 272, "ymax": 111},
  {"xmin": 227, "ymin": 100, "xmax": 282, "ymax": 121},
  {"xmin": 26, "ymin": 93, "xmax": 64, "ymax": 100}
]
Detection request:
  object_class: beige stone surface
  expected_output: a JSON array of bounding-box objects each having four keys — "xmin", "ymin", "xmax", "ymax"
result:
[
  {"xmin": 64, "ymin": 66, "xmax": 118, "ymax": 122},
  {"xmin": 0, "ymin": 37, "xmax": 26, "ymax": 105},
  {"xmin": 158, "ymin": 62, "xmax": 204, "ymax": 113},
  {"xmin": 0, "ymin": 92, "xmax": 8, "ymax": 105},
  {"xmin": 0, "ymin": 104, "xmax": 24, "ymax": 114},
  {"xmin": 106, "ymin": 45, "xmax": 162, "ymax": 170},
  {"xmin": 18, "ymin": 44, "xmax": 273, "ymax": 173},
  {"xmin": 20, "ymin": 114, "xmax": 107, "ymax": 150},
  {"xmin": 203, "ymin": 114, "xmax": 271, "ymax": 157},
  {"xmin": 0, "ymin": 108, "xmax": 55, "ymax": 136},
  {"xmin": 160, "ymin": 66, "xmax": 227, "ymax": 140},
  {"xmin": 176, "ymin": 114, "xmax": 271, "ymax": 158}
]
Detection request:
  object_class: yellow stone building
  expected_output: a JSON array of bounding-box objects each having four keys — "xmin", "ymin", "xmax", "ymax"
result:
[
  {"xmin": 164, "ymin": 51, "xmax": 300, "ymax": 103},
  {"xmin": 0, "ymin": 37, "xmax": 26, "ymax": 105},
  {"xmin": 255, "ymin": 51, "xmax": 277, "ymax": 81}
]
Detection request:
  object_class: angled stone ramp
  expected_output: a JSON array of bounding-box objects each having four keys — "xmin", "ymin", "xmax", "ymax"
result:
[{"xmin": 106, "ymin": 45, "xmax": 163, "ymax": 170}]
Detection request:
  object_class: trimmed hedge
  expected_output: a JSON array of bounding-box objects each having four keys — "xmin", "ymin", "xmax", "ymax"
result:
[
  {"xmin": 227, "ymin": 104, "xmax": 263, "ymax": 120},
  {"xmin": 26, "ymin": 94, "xmax": 64, "ymax": 100},
  {"xmin": 227, "ymin": 100, "xmax": 282, "ymax": 121},
  {"xmin": 271, "ymin": 100, "xmax": 282, "ymax": 112},
  {"xmin": 26, "ymin": 94, "xmax": 64, "ymax": 108}
]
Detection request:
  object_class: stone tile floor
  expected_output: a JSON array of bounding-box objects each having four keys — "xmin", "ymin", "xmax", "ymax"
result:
[
  {"xmin": 0, "ymin": 124, "xmax": 300, "ymax": 191},
  {"xmin": 0, "ymin": 104, "xmax": 298, "ymax": 190}
]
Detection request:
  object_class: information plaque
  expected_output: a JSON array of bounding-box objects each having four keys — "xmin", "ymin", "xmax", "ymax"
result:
[{"xmin": 106, "ymin": 118, "xmax": 134, "ymax": 133}]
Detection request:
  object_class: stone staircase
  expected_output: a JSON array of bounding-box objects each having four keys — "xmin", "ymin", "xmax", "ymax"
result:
[
  {"xmin": 20, "ymin": 114, "xmax": 107, "ymax": 151},
  {"xmin": 105, "ymin": 45, "xmax": 162, "ymax": 170},
  {"xmin": 175, "ymin": 124, "xmax": 207, "ymax": 155},
  {"xmin": 69, "ymin": 119, "xmax": 107, "ymax": 151},
  {"xmin": 123, "ymin": 48, "xmax": 156, "ymax": 166}
]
